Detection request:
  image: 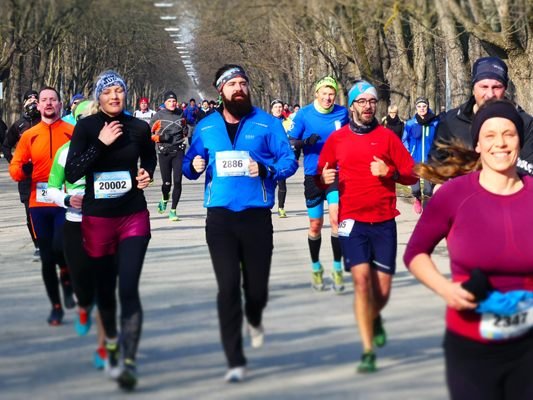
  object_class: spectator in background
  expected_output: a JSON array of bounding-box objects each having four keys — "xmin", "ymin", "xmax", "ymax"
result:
[
  {"xmin": 198, "ymin": 99, "xmax": 215, "ymax": 121},
  {"xmin": 133, "ymin": 97, "xmax": 156, "ymax": 125},
  {"xmin": 402, "ymin": 96, "xmax": 439, "ymax": 214},
  {"xmin": 381, "ymin": 104, "xmax": 404, "ymax": 140},
  {"xmin": 282, "ymin": 103, "xmax": 291, "ymax": 119},
  {"xmin": 290, "ymin": 104, "xmax": 300, "ymax": 119},
  {"xmin": 183, "ymin": 98, "xmax": 199, "ymax": 145}
]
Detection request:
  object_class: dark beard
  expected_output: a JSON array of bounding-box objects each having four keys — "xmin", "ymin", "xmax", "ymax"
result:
[{"xmin": 222, "ymin": 91, "xmax": 253, "ymax": 119}]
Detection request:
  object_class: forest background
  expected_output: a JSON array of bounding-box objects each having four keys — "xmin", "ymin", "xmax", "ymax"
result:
[{"xmin": 1, "ymin": 0, "xmax": 532, "ymax": 123}]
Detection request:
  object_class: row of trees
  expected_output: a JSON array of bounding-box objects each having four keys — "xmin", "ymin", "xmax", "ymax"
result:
[
  {"xmin": 191, "ymin": 0, "xmax": 533, "ymax": 119},
  {"xmin": 2, "ymin": 0, "xmax": 531, "ymax": 125},
  {"xmin": 0, "ymin": 0, "xmax": 192, "ymax": 124}
]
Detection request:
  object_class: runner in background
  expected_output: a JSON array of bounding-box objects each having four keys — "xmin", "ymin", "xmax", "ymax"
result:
[
  {"xmin": 287, "ymin": 76, "xmax": 349, "ymax": 293},
  {"xmin": 9, "ymin": 87, "xmax": 75, "ymax": 325},
  {"xmin": 48, "ymin": 99, "xmax": 108, "ymax": 369}
]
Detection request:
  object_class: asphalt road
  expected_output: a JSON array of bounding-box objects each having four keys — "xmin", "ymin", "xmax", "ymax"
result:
[{"xmin": 0, "ymin": 163, "xmax": 450, "ymax": 400}]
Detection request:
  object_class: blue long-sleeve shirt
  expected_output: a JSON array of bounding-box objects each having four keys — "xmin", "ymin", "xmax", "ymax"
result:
[
  {"xmin": 287, "ymin": 103, "xmax": 349, "ymax": 175},
  {"xmin": 183, "ymin": 107, "xmax": 298, "ymax": 211}
]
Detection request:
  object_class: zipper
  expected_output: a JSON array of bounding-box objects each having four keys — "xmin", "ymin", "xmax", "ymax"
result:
[
  {"xmin": 206, "ymin": 180, "xmax": 213, "ymax": 205},
  {"xmin": 49, "ymin": 124, "xmax": 53, "ymax": 158},
  {"xmin": 261, "ymin": 179, "xmax": 267, "ymax": 202}
]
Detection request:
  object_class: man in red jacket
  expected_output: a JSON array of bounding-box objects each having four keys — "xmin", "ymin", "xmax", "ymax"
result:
[{"xmin": 319, "ymin": 80, "xmax": 417, "ymax": 373}]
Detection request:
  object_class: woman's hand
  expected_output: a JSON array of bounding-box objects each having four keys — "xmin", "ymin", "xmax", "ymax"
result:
[
  {"xmin": 136, "ymin": 168, "xmax": 151, "ymax": 189},
  {"xmin": 98, "ymin": 121, "xmax": 123, "ymax": 146}
]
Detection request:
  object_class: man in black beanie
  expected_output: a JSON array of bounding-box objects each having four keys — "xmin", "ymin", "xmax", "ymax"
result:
[
  {"xmin": 149, "ymin": 90, "xmax": 187, "ymax": 221},
  {"xmin": 430, "ymin": 56, "xmax": 533, "ymax": 176}
]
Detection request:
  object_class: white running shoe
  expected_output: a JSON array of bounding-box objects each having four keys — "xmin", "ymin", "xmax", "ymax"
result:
[
  {"xmin": 248, "ymin": 323, "xmax": 264, "ymax": 348},
  {"xmin": 224, "ymin": 366, "xmax": 246, "ymax": 383}
]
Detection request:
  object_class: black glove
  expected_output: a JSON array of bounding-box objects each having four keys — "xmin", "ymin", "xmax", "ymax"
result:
[
  {"xmin": 22, "ymin": 162, "xmax": 33, "ymax": 176},
  {"xmin": 303, "ymin": 133, "xmax": 321, "ymax": 146},
  {"xmin": 461, "ymin": 268, "xmax": 492, "ymax": 302},
  {"xmin": 257, "ymin": 163, "xmax": 275, "ymax": 179}
]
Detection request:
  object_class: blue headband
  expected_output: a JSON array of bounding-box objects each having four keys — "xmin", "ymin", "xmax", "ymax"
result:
[
  {"xmin": 348, "ymin": 80, "xmax": 378, "ymax": 107},
  {"xmin": 94, "ymin": 71, "xmax": 127, "ymax": 101},
  {"xmin": 215, "ymin": 67, "xmax": 249, "ymax": 91}
]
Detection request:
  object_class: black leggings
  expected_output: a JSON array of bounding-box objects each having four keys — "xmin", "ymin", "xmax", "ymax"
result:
[
  {"xmin": 277, "ymin": 180, "xmax": 287, "ymax": 209},
  {"xmin": 92, "ymin": 236, "xmax": 150, "ymax": 361},
  {"xmin": 23, "ymin": 199, "xmax": 38, "ymax": 247},
  {"xmin": 63, "ymin": 221, "xmax": 94, "ymax": 308},
  {"xmin": 158, "ymin": 150, "xmax": 184, "ymax": 210},
  {"xmin": 444, "ymin": 330, "xmax": 533, "ymax": 400},
  {"xmin": 206, "ymin": 208, "xmax": 273, "ymax": 368},
  {"xmin": 30, "ymin": 207, "xmax": 71, "ymax": 307}
]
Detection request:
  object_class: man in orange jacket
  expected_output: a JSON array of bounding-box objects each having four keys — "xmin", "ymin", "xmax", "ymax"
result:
[{"xmin": 9, "ymin": 86, "xmax": 75, "ymax": 326}]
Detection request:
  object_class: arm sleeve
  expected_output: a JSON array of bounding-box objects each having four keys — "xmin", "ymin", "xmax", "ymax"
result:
[
  {"xmin": 385, "ymin": 133, "xmax": 418, "ymax": 185},
  {"xmin": 8, "ymin": 132, "xmax": 30, "ymax": 182},
  {"xmin": 65, "ymin": 121, "xmax": 106, "ymax": 183},
  {"xmin": 428, "ymin": 117, "xmax": 453, "ymax": 163},
  {"xmin": 286, "ymin": 110, "xmax": 305, "ymax": 141},
  {"xmin": 401, "ymin": 122, "xmax": 410, "ymax": 149},
  {"xmin": 47, "ymin": 145, "xmax": 68, "ymax": 207},
  {"xmin": 403, "ymin": 184, "xmax": 455, "ymax": 267},
  {"xmin": 182, "ymin": 129, "xmax": 206, "ymax": 180},
  {"xmin": 3, "ymin": 123, "xmax": 21, "ymax": 162},
  {"xmin": 315, "ymin": 134, "xmax": 338, "ymax": 189},
  {"xmin": 264, "ymin": 119, "xmax": 298, "ymax": 181},
  {"xmin": 139, "ymin": 125, "xmax": 157, "ymax": 179}
]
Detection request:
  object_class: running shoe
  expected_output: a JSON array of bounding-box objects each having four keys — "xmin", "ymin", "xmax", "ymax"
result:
[
  {"xmin": 74, "ymin": 307, "xmax": 92, "ymax": 336},
  {"xmin": 168, "ymin": 209, "xmax": 179, "ymax": 221},
  {"xmin": 331, "ymin": 270, "xmax": 345, "ymax": 293},
  {"xmin": 62, "ymin": 285, "xmax": 76, "ymax": 309},
  {"xmin": 373, "ymin": 314, "xmax": 387, "ymax": 348},
  {"xmin": 278, "ymin": 208, "xmax": 287, "ymax": 218},
  {"xmin": 413, "ymin": 198, "xmax": 423, "ymax": 214},
  {"xmin": 357, "ymin": 351, "xmax": 377, "ymax": 373},
  {"xmin": 248, "ymin": 323, "xmax": 264, "ymax": 348},
  {"xmin": 118, "ymin": 359, "xmax": 137, "ymax": 391},
  {"xmin": 93, "ymin": 346, "xmax": 107, "ymax": 370},
  {"xmin": 47, "ymin": 304, "xmax": 64, "ymax": 326},
  {"xmin": 32, "ymin": 248, "xmax": 40, "ymax": 262},
  {"xmin": 105, "ymin": 342, "xmax": 122, "ymax": 379},
  {"xmin": 311, "ymin": 267, "xmax": 325, "ymax": 291},
  {"xmin": 224, "ymin": 366, "xmax": 246, "ymax": 383},
  {"xmin": 157, "ymin": 198, "xmax": 168, "ymax": 214}
]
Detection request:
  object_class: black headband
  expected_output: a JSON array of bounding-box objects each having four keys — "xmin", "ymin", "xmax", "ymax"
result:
[{"xmin": 471, "ymin": 100, "xmax": 524, "ymax": 148}]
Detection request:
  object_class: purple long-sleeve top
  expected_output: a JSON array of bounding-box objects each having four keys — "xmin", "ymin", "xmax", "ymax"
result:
[{"xmin": 404, "ymin": 171, "xmax": 533, "ymax": 342}]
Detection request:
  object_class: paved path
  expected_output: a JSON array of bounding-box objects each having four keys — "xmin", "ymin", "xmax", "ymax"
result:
[{"xmin": 0, "ymin": 163, "xmax": 451, "ymax": 400}]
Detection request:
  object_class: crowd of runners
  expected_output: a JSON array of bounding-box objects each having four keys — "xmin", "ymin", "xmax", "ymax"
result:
[{"xmin": 2, "ymin": 56, "xmax": 532, "ymax": 399}]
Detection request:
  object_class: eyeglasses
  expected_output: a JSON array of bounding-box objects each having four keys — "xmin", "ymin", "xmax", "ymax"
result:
[{"xmin": 354, "ymin": 99, "xmax": 377, "ymax": 106}]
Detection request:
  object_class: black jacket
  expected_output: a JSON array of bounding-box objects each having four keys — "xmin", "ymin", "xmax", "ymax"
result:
[
  {"xmin": 430, "ymin": 96, "xmax": 533, "ymax": 176},
  {"xmin": 3, "ymin": 113, "xmax": 41, "ymax": 162},
  {"xmin": 2, "ymin": 113, "xmax": 41, "ymax": 202}
]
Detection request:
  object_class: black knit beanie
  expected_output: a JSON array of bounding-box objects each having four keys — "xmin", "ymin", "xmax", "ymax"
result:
[{"xmin": 471, "ymin": 99, "xmax": 524, "ymax": 148}]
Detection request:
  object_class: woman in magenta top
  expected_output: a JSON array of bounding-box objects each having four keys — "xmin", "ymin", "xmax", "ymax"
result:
[{"xmin": 404, "ymin": 99, "xmax": 533, "ymax": 400}]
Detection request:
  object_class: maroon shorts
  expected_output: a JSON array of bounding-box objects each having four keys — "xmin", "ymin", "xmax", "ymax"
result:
[{"xmin": 82, "ymin": 209, "xmax": 150, "ymax": 258}]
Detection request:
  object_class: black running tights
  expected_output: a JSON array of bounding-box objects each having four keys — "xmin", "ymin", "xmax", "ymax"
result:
[
  {"xmin": 158, "ymin": 151, "xmax": 184, "ymax": 210},
  {"xmin": 92, "ymin": 236, "xmax": 150, "ymax": 361}
]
